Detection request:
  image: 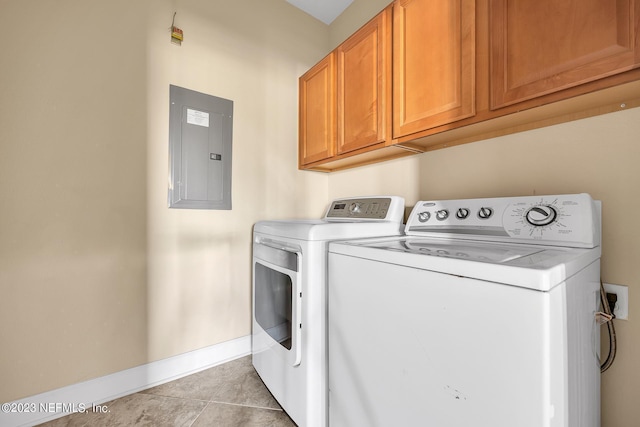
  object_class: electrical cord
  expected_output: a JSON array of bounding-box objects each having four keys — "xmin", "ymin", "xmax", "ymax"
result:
[{"xmin": 599, "ymin": 279, "xmax": 617, "ymax": 372}]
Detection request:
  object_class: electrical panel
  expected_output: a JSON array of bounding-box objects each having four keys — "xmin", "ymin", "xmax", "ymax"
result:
[{"xmin": 168, "ymin": 85, "xmax": 233, "ymax": 210}]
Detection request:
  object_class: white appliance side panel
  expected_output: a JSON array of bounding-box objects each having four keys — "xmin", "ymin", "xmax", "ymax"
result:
[
  {"xmin": 564, "ymin": 261, "xmax": 601, "ymax": 427},
  {"xmin": 328, "ymin": 253, "xmax": 561, "ymax": 427}
]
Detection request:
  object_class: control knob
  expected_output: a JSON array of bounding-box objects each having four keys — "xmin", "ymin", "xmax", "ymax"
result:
[
  {"xmin": 478, "ymin": 207, "xmax": 493, "ymax": 219},
  {"xmin": 526, "ymin": 205, "xmax": 557, "ymax": 226},
  {"xmin": 417, "ymin": 211, "xmax": 431, "ymax": 223},
  {"xmin": 349, "ymin": 202, "xmax": 362, "ymax": 214},
  {"xmin": 436, "ymin": 209, "xmax": 449, "ymax": 221},
  {"xmin": 456, "ymin": 208, "xmax": 470, "ymax": 219}
]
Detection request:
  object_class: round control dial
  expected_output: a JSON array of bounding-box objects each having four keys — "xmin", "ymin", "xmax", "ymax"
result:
[
  {"xmin": 436, "ymin": 209, "xmax": 449, "ymax": 221},
  {"xmin": 349, "ymin": 202, "xmax": 362, "ymax": 214},
  {"xmin": 456, "ymin": 208, "xmax": 470, "ymax": 219},
  {"xmin": 418, "ymin": 211, "xmax": 431, "ymax": 223},
  {"xmin": 478, "ymin": 207, "xmax": 493, "ymax": 219},
  {"xmin": 525, "ymin": 205, "xmax": 558, "ymax": 227}
]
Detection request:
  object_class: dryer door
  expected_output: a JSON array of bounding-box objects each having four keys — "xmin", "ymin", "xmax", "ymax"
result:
[{"xmin": 253, "ymin": 239, "xmax": 302, "ymax": 366}]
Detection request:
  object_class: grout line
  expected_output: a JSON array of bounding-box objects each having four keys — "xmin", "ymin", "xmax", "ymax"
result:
[
  {"xmin": 209, "ymin": 400, "xmax": 285, "ymax": 412},
  {"xmin": 187, "ymin": 401, "xmax": 212, "ymax": 427},
  {"xmin": 136, "ymin": 390, "xmax": 210, "ymax": 404},
  {"xmin": 138, "ymin": 390, "xmax": 285, "ymax": 413}
]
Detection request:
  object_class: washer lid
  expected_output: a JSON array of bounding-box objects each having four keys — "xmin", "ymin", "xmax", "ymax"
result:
[
  {"xmin": 329, "ymin": 236, "xmax": 601, "ymax": 291},
  {"xmin": 367, "ymin": 239, "xmax": 543, "ymax": 264}
]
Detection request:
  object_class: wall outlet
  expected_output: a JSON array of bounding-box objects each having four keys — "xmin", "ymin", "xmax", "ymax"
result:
[{"xmin": 603, "ymin": 283, "xmax": 629, "ymax": 320}]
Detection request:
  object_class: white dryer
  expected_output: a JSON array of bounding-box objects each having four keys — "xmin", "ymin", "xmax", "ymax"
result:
[
  {"xmin": 252, "ymin": 196, "xmax": 404, "ymax": 427},
  {"xmin": 328, "ymin": 193, "xmax": 601, "ymax": 427}
]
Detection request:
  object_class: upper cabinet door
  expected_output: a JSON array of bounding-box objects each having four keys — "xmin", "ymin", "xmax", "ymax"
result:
[
  {"xmin": 490, "ymin": 0, "xmax": 640, "ymax": 109},
  {"xmin": 299, "ymin": 53, "xmax": 337, "ymax": 166},
  {"xmin": 393, "ymin": 0, "xmax": 476, "ymax": 139},
  {"xmin": 337, "ymin": 6, "xmax": 392, "ymax": 155}
]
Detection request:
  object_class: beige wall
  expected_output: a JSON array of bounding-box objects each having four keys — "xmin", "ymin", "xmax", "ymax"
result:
[
  {"xmin": 2, "ymin": 0, "xmax": 638, "ymax": 425},
  {"xmin": 329, "ymin": 108, "xmax": 640, "ymax": 426},
  {"xmin": 0, "ymin": 0, "xmax": 149, "ymax": 402},
  {"xmin": 0, "ymin": 0, "xmax": 329, "ymax": 403},
  {"xmin": 143, "ymin": 0, "xmax": 329, "ymax": 362}
]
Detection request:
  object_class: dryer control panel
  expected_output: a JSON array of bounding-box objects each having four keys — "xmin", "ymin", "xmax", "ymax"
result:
[
  {"xmin": 325, "ymin": 196, "xmax": 405, "ymax": 223},
  {"xmin": 406, "ymin": 193, "xmax": 600, "ymax": 248}
]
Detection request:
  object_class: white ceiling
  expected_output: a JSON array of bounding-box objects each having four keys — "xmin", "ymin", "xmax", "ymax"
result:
[{"xmin": 286, "ymin": 0, "xmax": 354, "ymax": 25}]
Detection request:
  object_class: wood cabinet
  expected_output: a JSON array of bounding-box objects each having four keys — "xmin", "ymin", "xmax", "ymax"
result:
[
  {"xmin": 393, "ymin": 0, "xmax": 476, "ymax": 138},
  {"xmin": 299, "ymin": 53, "xmax": 336, "ymax": 166},
  {"xmin": 299, "ymin": 6, "xmax": 398, "ymax": 170},
  {"xmin": 299, "ymin": 0, "xmax": 640, "ymax": 171},
  {"xmin": 490, "ymin": 0, "xmax": 640, "ymax": 109},
  {"xmin": 337, "ymin": 6, "xmax": 392, "ymax": 155}
]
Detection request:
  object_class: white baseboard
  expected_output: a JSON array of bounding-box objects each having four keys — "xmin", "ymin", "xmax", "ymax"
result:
[{"xmin": 1, "ymin": 335, "xmax": 251, "ymax": 427}]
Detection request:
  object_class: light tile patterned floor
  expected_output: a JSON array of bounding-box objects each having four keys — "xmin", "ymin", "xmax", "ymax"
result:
[{"xmin": 38, "ymin": 356, "xmax": 296, "ymax": 426}]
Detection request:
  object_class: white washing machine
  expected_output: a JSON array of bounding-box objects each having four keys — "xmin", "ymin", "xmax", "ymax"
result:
[
  {"xmin": 328, "ymin": 193, "xmax": 601, "ymax": 427},
  {"xmin": 252, "ymin": 196, "xmax": 405, "ymax": 427}
]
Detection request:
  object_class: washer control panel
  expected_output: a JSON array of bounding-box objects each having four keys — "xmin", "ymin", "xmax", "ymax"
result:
[
  {"xmin": 325, "ymin": 196, "xmax": 405, "ymax": 222},
  {"xmin": 406, "ymin": 193, "xmax": 600, "ymax": 248}
]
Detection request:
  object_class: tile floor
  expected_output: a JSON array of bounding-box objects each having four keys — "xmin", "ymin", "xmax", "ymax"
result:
[{"xmin": 38, "ymin": 356, "xmax": 297, "ymax": 426}]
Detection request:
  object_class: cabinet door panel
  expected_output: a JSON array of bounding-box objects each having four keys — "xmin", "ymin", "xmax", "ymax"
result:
[
  {"xmin": 490, "ymin": 0, "xmax": 640, "ymax": 109},
  {"xmin": 393, "ymin": 0, "xmax": 476, "ymax": 139},
  {"xmin": 337, "ymin": 7, "xmax": 391, "ymax": 154},
  {"xmin": 299, "ymin": 54, "xmax": 336, "ymax": 166}
]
